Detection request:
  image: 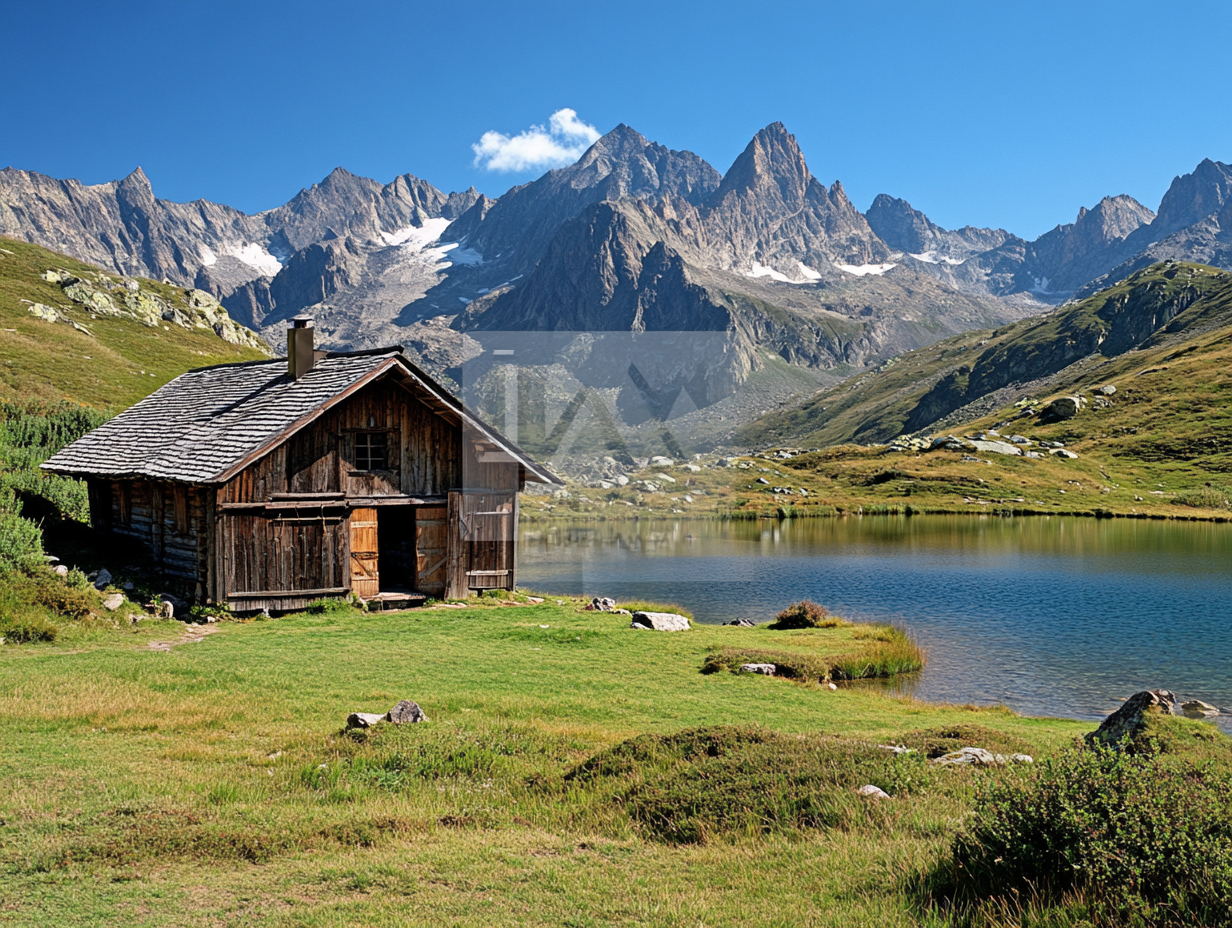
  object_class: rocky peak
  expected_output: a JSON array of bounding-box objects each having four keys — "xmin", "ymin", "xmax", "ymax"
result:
[
  {"xmin": 116, "ymin": 166, "xmax": 155, "ymax": 207},
  {"xmin": 713, "ymin": 122, "xmax": 812, "ymax": 208},
  {"xmin": 864, "ymin": 194, "xmax": 943, "ymax": 253},
  {"xmin": 1074, "ymin": 195, "xmax": 1155, "ymax": 244},
  {"xmin": 1152, "ymin": 158, "xmax": 1232, "ymax": 237}
]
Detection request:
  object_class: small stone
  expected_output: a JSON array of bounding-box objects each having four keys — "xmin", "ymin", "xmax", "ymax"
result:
[
  {"xmin": 1051, "ymin": 449, "xmax": 1079, "ymax": 459},
  {"xmin": 122, "ymin": 581, "xmax": 134, "ymax": 591},
  {"xmin": 102, "ymin": 593, "xmax": 124, "ymax": 611},
  {"xmin": 827, "ymin": 682, "xmax": 838, "ymax": 691},
  {"xmin": 1097, "ymin": 384, "xmax": 1117, "ymax": 395},
  {"xmin": 93, "ymin": 568, "xmax": 113, "ymax": 590},
  {"xmin": 856, "ymin": 784, "xmax": 890, "ymax": 799},
  {"xmin": 346, "ymin": 712, "xmax": 385, "ymax": 729},
  {"xmin": 756, "ymin": 477, "xmax": 770, "ymax": 485},
  {"xmin": 387, "ymin": 699, "xmax": 429, "ymax": 724},
  {"xmin": 630, "ymin": 611, "xmax": 690, "ymax": 632},
  {"xmin": 739, "ymin": 663, "xmax": 776, "ymax": 675},
  {"xmin": 725, "ymin": 618, "xmax": 756, "ymax": 627},
  {"xmin": 53, "ymin": 564, "xmax": 69, "ymax": 578}
]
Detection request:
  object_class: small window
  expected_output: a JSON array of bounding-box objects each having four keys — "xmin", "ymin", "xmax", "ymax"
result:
[{"xmin": 354, "ymin": 432, "xmax": 388, "ymax": 471}]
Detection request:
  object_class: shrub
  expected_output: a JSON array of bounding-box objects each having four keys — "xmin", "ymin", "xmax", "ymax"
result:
[
  {"xmin": 940, "ymin": 746, "xmax": 1232, "ymax": 926},
  {"xmin": 0, "ymin": 610, "xmax": 59, "ymax": 643},
  {"xmin": 1177, "ymin": 485, "xmax": 1232, "ymax": 511},
  {"xmin": 769, "ymin": 600, "xmax": 843, "ymax": 629},
  {"xmin": 30, "ymin": 571, "xmax": 97, "ymax": 619},
  {"xmin": 304, "ymin": 597, "xmax": 361, "ymax": 616}
]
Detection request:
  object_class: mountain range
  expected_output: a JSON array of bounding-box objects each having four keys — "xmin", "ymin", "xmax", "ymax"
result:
[{"xmin": 2, "ymin": 125, "xmax": 1229, "ymax": 452}]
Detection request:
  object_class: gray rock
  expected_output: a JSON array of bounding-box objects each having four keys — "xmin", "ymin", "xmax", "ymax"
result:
[
  {"xmin": 102, "ymin": 593, "xmax": 124, "ymax": 611},
  {"xmin": 1097, "ymin": 384, "xmax": 1117, "ymax": 395},
  {"xmin": 1181, "ymin": 699, "xmax": 1219, "ymax": 719},
  {"xmin": 387, "ymin": 699, "xmax": 429, "ymax": 724},
  {"xmin": 756, "ymin": 477, "xmax": 770, "ymax": 485},
  {"xmin": 1085, "ymin": 689, "xmax": 1178, "ymax": 749},
  {"xmin": 738, "ymin": 663, "xmax": 776, "ymax": 675},
  {"xmin": 856, "ymin": 784, "xmax": 890, "ymax": 799},
  {"xmin": 630, "ymin": 611, "xmax": 690, "ymax": 632},
  {"xmin": 346, "ymin": 712, "xmax": 385, "ymax": 729},
  {"xmin": 1046, "ymin": 396, "xmax": 1081, "ymax": 419},
  {"xmin": 969, "ymin": 439, "xmax": 1022, "ymax": 457},
  {"xmin": 933, "ymin": 747, "xmax": 998, "ymax": 766},
  {"xmin": 1009, "ymin": 435, "xmax": 1030, "ymax": 444},
  {"xmin": 725, "ymin": 618, "xmax": 756, "ymax": 627},
  {"xmin": 1050, "ymin": 448, "xmax": 1079, "ymax": 459},
  {"xmin": 93, "ymin": 568, "xmax": 112, "ymax": 590}
]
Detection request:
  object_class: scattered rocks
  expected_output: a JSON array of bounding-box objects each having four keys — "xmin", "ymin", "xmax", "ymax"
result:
[
  {"xmin": 738, "ymin": 663, "xmax": 776, "ymax": 675},
  {"xmin": 102, "ymin": 593, "xmax": 124, "ymax": 611},
  {"xmin": 1181, "ymin": 699, "xmax": 1220, "ymax": 719},
  {"xmin": 1085, "ymin": 689, "xmax": 1177, "ymax": 748},
  {"xmin": 387, "ymin": 700, "xmax": 429, "ymax": 724},
  {"xmin": 856, "ymin": 784, "xmax": 890, "ymax": 800},
  {"xmin": 630, "ymin": 611, "xmax": 690, "ymax": 632}
]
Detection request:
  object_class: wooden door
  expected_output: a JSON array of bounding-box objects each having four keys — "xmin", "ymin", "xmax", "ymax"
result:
[
  {"xmin": 349, "ymin": 507, "xmax": 380, "ymax": 598},
  {"xmin": 414, "ymin": 506, "xmax": 447, "ymax": 597}
]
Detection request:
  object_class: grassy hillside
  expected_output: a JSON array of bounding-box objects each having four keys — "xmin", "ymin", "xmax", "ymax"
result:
[
  {"xmin": 0, "ymin": 236, "xmax": 269, "ymax": 412},
  {"xmin": 737, "ymin": 261, "xmax": 1232, "ymax": 449}
]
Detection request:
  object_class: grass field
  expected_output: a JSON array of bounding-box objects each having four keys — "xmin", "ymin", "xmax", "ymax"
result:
[{"xmin": 0, "ymin": 596, "xmax": 1097, "ymax": 927}]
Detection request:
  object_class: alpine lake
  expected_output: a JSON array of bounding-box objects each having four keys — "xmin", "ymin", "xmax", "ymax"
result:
[{"xmin": 518, "ymin": 514, "xmax": 1232, "ymax": 730}]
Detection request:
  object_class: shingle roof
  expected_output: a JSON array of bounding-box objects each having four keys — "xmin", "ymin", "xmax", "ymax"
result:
[{"xmin": 41, "ymin": 350, "xmax": 560, "ymax": 485}]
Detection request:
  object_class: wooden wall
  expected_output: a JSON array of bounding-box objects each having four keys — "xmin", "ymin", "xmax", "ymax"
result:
[
  {"xmin": 92, "ymin": 478, "xmax": 213, "ymax": 597},
  {"xmin": 220, "ymin": 378, "xmax": 464, "ymax": 504},
  {"xmin": 219, "ymin": 508, "xmax": 348, "ymax": 612}
]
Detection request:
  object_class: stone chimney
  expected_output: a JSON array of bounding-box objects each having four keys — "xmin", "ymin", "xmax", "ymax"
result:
[{"xmin": 287, "ymin": 315, "xmax": 316, "ymax": 379}]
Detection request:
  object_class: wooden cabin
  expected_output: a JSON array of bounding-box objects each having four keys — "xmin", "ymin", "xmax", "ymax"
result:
[{"xmin": 41, "ymin": 317, "xmax": 560, "ymax": 613}]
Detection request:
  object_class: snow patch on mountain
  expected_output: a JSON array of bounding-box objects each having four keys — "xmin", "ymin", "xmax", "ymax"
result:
[
  {"xmin": 837, "ymin": 262, "xmax": 896, "ymax": 276},
  {"xmin": 911, "ymin": 251, "xmax": 966, "ymax": 266},
  {"xmin": 226, "ymin": 242, "xmax": 283, "ymax": 277}
]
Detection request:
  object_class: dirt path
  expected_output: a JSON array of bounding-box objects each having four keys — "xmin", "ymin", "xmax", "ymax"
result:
[{"xmin": 147, "ymin": 623, "xmax": 220, "ymax": 651}]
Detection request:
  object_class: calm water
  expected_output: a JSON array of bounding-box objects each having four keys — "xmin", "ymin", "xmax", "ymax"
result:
[{"xmin": 518, "ymin": 515, "xmax": 1232, "ymax": 728}]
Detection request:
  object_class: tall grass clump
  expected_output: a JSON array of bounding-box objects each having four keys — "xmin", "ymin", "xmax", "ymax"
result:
[
  {"xmin": 1177, "ymin": 484, "xmax": 1232, "ymax": 511},
  {"xmin": 930, "ymin": 745, "xmax": 1232, "ymax": 927},
  {"xmin": 831, "ymin": 625, "xmax": 925, "ymax": 679}
]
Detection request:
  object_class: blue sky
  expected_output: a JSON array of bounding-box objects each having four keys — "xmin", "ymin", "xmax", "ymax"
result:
[{"xmin": 2, "ymin": 0, "xmax": 1229, "ymax": 239}]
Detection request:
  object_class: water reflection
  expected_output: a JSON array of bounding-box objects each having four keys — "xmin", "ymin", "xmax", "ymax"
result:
[{"xmin": 518, "ymin": 516, "xmax": 1232, "ymax": 729}]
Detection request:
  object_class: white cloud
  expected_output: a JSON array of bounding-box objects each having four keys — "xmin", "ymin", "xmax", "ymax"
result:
[{"xmin": 472, "ymin": 108, "xmax": 602, "ymax": 173}]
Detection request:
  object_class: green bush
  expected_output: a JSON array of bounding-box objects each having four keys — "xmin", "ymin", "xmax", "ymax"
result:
[
  {"xmin": 0, "ymin": 610, "xmax": 59, "ymax": 643},
  {"xmin": 769, "ymin": 600, "xmax": 844, "ymax": 629},
  {"xmin": 943, "ymin": 746, "xmax": 1232, "ymax": 926},
  {"xmin": 1177, "ymin": 484, "xmax": 1232, "ymax": 511}
]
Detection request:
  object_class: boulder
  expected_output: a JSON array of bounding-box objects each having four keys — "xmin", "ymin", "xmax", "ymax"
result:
[
  {"xmin": 1097, "ymin": 384, "xmax": 1117, "ymax": 395},
  {"xmin": 969, "ymin": 439, "xmax": 1022, "ymax": 457},
  {"xmin": 1045, "ymin": 396, "xmax": 1081, "ymax": 419},
  {"xmin": 93, "ymin": 568, "xmax": 113, "ymax": 590},
  {"xmin": 630, "ymin": 611, "xmax": 690, "ymax": 632},
  {"xmin": 102, "ymin": 593, "xmax": 124, "ymax": 611},
  {"xmin": 650, "ymin": 456, "xmax": 674, "ymax": 466},
  {"xmin": 934, "ymin": 747, "xmax": 998, "ymax": 766},
  {"xmin": 856, "ymin": 784, "xmax": 890, "ymax": 799},
  {"xmin": 346, "ymin": 712, "xmax": 385, "ymax": 729},
  {"xmin": 1181, "ymin": 699, "xmax": 1220, "ymax": 719},
  {"xmin": 738, "ymin": 663, "xmax": 776, "ymax": 675},
  {"xmin": 587, "ymin": 597, "xmax": 617, "ymax": 612},
  {"xmin": 387, "ymin": 699, "xmax": 429, "ymax": 724},
  {"xmin": 1085, "ymin": 689, "xmax": 1178, "ymax": 748},
  {"xmin": 725, "ymin": 618, "xmax": 756, "ymax": 627},
  {"xmin": 1050, "ymin": 448, "xmax": 1079, "ymax": 459}
]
